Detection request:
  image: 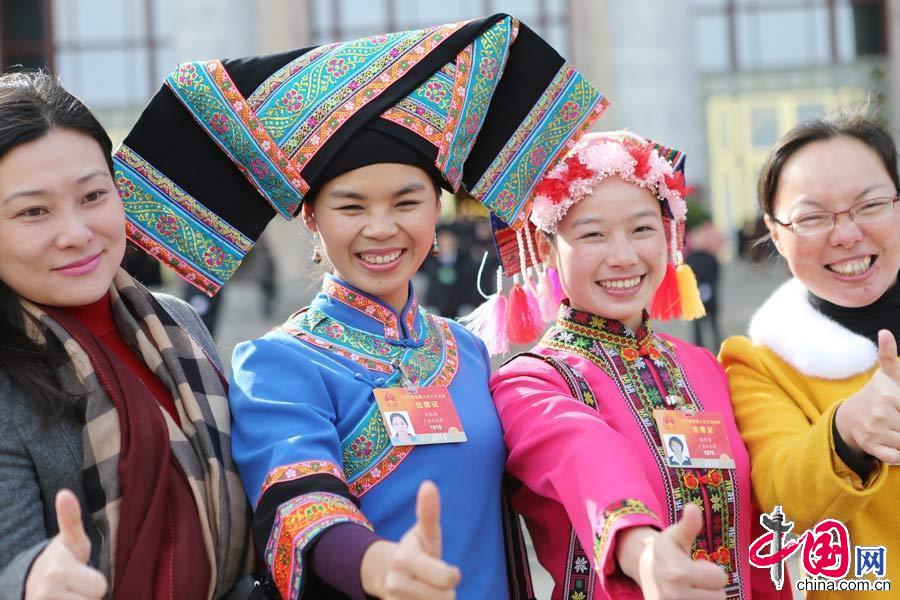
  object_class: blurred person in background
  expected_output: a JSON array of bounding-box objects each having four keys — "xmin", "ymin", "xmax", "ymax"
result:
[
  {"xmin": 685, "ymin": 214, "xmax": 724, "ymax": 351},
  {"xmin": 423, "ymin": 224, "xmax": 479, "ymax": 318}
]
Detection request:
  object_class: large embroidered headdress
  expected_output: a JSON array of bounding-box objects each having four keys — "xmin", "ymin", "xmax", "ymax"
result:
[
  {"xmin": 463, "ymin": 131, "xmax": 705, "ymax": 354},
  {"xmin": 114, "ymin": 14, "xmax": 607, "ymax": 295}
]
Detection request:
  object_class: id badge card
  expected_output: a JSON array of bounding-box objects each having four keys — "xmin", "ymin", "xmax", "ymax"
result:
[
  {"xmin": 653, "ymin": 409, "xmax": 736, "ymax": 469},
  {"xmin": 373, "ymin": 386, "xmax": 467, "ymax": 447}
]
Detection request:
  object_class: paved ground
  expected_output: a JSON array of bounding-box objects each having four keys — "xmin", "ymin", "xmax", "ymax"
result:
[{"xmin": 188, "ymin": 256, "xmax": 792, "ymax": 597}]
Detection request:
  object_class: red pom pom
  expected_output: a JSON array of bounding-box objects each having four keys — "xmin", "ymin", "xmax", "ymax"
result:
[
  {"xmin": 650, "ymin": 263, "xmax": 682, "ymax": 320},
  {"xmin": 663, "ymin": 171, "xmax": 695, "ymax": 198},
  {"xmin": 534, "ymin": 177, "xmax": 569, "ymax": 204},
  {"xmin": 564, "ymin": 154, "xmax": 593, "ymax": 181},
  {"xmin": 506, "ymin": 283, "xmax": 545, "ymax": 344},
  {"xmin": 627, "ymin": 143, "xmax": 653, "ymax": 179}
]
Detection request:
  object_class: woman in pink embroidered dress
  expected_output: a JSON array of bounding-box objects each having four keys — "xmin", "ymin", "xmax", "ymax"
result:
[{"xmin": 488, "ymin": 132, "xmax": 789, "ymax": 600}]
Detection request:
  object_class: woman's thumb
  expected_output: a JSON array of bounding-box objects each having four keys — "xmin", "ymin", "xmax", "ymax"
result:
[
  {"xmin": 55, "ymin": 489, "xmax": 91, "ymax": 563},
  {"xmin": 663, "ymin": 502, "xmax": 703, "ymax": 555},
  {"xmin": 415, "ymin": 480, "xmax": 442, "ymax": 558}
]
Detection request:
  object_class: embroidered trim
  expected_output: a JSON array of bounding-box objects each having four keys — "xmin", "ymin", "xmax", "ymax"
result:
[
  {"xmin": 266, "ymin": 492, "xmax": 371, "ymax": 600},
  {"xmin": 248, "ymin": 42, "xmax": 341, "ymax": 111},
  {"xmin": 436, "ymin": 18, "xmax": 512, "ymax": 189},
  {"xmin": 592, "ymin": 498, "xmax": 658, "ymax": 574},
  {"xmin": 380, "ymin": 63, "xmax": 454, "ymax": 147},
  {"xmin": 341, "ymin": 317, "xmax": 459, "ymax": 497},
  {"xmin": 273, "ymin": 21, "xmax": 468, "ymax": 171},
  {"xmin": 167, "ymin": 60, "xmax": 307, "ymax": 218},
  {"xmin": 471, "ymin": 64, "xmax": 608, "ymax": 228},
  {"xmin": 115, "ymin": 146, "xmax": 251, "ymax": 295},
  {"xmin": 258, "ymin": 460, "xmax": 347, "ymax": 507},
  {"xmin": 323, "ymin": 277, "xmax": 420, "ymax": 341}
]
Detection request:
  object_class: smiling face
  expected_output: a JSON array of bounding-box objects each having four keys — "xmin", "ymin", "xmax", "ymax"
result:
[
  {"xmin": 539, "ymin": 177, "xmax": 668, "ymax": 331},
  {"xmin": 390, "ymin": 413, "xmax": 410, "ymax": 438},
  {"xmin": 766, "ymin": 135, "xmax": 900, "ymax": 308},
  {"xmin": 303, "ymin": 163, "xmax": 440, "ymax": 313},
  {"xmin": 668, "ymin": 436, "xmax": 685, "ymax": 458},
  {"xmin": 0, "ymin": 128, "xmax": 125, "ymax": 307}
]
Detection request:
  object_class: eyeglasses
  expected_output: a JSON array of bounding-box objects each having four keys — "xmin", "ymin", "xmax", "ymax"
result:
[{"xmin": 772, "ymin": 195, "xmax": 900, "ymax": 236}]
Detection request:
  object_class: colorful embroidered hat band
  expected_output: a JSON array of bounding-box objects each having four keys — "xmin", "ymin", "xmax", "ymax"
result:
[
  {"xmin": 115, "ymin": 14, "xmax": 607, "ymax": 295},
  {"xmin": 462, "ymin": 131, "xmax": 706, "ymax": 355}
]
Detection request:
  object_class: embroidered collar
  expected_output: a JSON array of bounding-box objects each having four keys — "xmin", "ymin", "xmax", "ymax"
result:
[
  {"xmin": 318, "ymin": 275, "xmax": 422, "ymax": 342},
  {"xmin": 554, "ymin": 303, "xmax": 662, "ymax": 361},
  {"xmin": 748, "ymin": 278, "xmax": 877, "ymax": 379}
]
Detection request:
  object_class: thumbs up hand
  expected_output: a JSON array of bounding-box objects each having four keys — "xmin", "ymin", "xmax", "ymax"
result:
[
  {"xmin": 616, "ymin": 503, "xmax": 727, "ymax": 600},
  {"xmin": 834, "ymin": 329, "xmax": 900, "ymax": 465},
  {"xmin": 361, "ymin": 481, "xmax": 460, "ymax": 599},
  {"xmin": 25, "ymin": 490, "xmax": 108, "ymax": 600}
]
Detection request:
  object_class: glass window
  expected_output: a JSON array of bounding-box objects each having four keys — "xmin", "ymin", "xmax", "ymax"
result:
[
  {"xmin": 750, "ymin": 107, "xmax": 778, "ymax": 149},
  {"xmin": 796, "ymin": 103, "xmax": 825, "ymax": 122},
  {"xmin": 694, "ymin": 13, "xmax": 730, "ymax": 72},
  {"xmin": 337, "ymin": 0, "xmax": 387, "ymax": 31}
]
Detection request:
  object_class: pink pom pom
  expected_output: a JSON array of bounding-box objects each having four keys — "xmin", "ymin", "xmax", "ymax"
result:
[
  {"xmin": 506, "ymin": 283, "xmax": 545, "ymax": 345},
  {"xmin": 459, "ymin": 293, "xmax": 509, "ymax": 355},
  {"xmin": 547, "ymin": 267, "xmax": 565, "ymax": 304}
]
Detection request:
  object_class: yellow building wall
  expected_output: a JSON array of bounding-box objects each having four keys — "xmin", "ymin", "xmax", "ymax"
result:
[{"xmin": 706, "ymin": 88, "xmax": 867, "ymax": 237}]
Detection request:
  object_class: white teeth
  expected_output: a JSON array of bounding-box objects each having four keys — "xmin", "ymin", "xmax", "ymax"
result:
[
  {"xmin": 599, "ymin": 276, "xmax": 641, "ymax": 290},
  {"xmin": 830, "ymin": 256, "xmax": 872, "ymax": 276},
  {"xmin": 360, "ymin": 251, "xmax": 401, "ymax": 265}
]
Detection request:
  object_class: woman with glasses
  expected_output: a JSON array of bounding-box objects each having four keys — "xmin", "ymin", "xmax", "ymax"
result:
[{"xmin": 720, "ymin": 114, "xmax": 900, "ymax": 597}]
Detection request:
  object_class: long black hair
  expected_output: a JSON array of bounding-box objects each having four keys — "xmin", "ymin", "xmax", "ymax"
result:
[{"xmin": 0, "ymin": 70, "xmax": 114, "ymax": 421}]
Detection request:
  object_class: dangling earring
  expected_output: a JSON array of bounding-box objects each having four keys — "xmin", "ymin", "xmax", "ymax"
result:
[
  {"xmin": 311, "ymin": 234, "xmax": 323, "ymax": 264},
  {"xmin": 431, "ymin": 235, "xmax": 440, "ymax": 257}
]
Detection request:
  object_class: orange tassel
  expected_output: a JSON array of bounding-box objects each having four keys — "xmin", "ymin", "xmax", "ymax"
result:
[
  {"xmin": 651, "ymin": 263, "xmax": 681, "ymax": 321},
  {"xmin": 676, "ymin": 262, "xmax": 706, "ymax": 320}
]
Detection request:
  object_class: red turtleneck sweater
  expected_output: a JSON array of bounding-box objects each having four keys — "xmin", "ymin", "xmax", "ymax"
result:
[{"xmin": 60, "ymin": 292, "xmax": 180, "ymax": 424}]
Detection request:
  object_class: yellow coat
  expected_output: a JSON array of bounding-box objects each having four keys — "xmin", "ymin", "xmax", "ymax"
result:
[{"xmin": 720, "ymin": 279, "xmax": 898, "ymax": 598}]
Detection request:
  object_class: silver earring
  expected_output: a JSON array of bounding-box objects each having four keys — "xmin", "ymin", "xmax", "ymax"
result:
[
  {"xmin": 311, "ymin": 235, "xmax": 323, "ymax": 264},
  {"xmin": 431, "ymin": 235, "xmax": 440, "ymax": 257}
]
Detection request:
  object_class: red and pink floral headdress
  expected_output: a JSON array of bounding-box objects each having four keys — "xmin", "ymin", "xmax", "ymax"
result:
[{"xmin": 462, "ymin": 131, "xmax": 705, "ymax": 355}]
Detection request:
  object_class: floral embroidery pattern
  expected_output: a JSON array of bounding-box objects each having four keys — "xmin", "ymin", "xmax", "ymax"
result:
[
  {"xmin": 260, "ymin": 21, "xmax": 468, "ymax": 174},
  {"xmin": 593, "ymin": 498, "xmax": 659, "ymax": 578},
  {"xmin": 266, "ymin": 492, "xmax": 372, "ymax": 600},
  {"xmin": 323, "ymin": 277, "xmax": 419, "ymax": 341},
  {"xmin": 472, "ymin": 64, "xmax": 608, "ymax": 229},
  {"xmin": 380, "ymin": 64, "xmax": 453, "ymax": 148},
  {"xmin": 258, "ymin": 460, "xmax": 347, "ymax": 507},
  {"xmin": 436, "ymin": 19, "xmax": 512, "ymax": 190},
  {"xmin": 543, "ymin": 305, "xmax": 745, "ymax": 597},
  {"xmin": 166, "ymin": 60, "xmax": 308, "ymax": 218},
  {"xmin": 115, "ymin": 145, "xmax": 251, "ymax": 294}
]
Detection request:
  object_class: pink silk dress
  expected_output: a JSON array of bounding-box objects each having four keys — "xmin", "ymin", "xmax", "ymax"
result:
[{"xmin": 490, "ymin": 304, "xmax": 789, "ymax": 600}]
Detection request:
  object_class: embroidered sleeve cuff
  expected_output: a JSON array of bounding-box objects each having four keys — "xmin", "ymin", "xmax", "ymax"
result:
[
  {"xmin": 266, "ymin": 492, "xmax": 373, "ymax": 600},
  {"xmin": 592, "ymin": 499, "xmax": 661, "ymax": 594}
]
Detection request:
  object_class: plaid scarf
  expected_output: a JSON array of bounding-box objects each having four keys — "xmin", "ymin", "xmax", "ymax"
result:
[{"xmin": 22, "ymin": 269, "xmax": 252, "ymax": 598}]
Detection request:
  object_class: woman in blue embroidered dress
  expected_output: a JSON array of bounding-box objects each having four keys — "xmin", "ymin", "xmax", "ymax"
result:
[{"xmin": 110, "ymin": 14, "xmax": 606, "ymax": 600}]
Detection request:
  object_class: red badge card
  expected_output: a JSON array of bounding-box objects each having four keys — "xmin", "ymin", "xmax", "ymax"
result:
[
  {"xmin": 653, "ymin": 409, "xmax": 736, "ymax": 469},
  {"xmin": 373, "ymin": 386, "xmax": 467, "ymax": 447}
]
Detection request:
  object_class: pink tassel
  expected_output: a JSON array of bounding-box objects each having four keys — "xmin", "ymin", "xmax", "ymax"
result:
[
  {"xmin": 524, "ymin": 278, "xmax": 545, "ymax": 327},
  {"xmin": 547, "ymin": 267, "xmax": 565, "ymax": 304},
  {"xmin": 506, "ymin": 283, "xmax": 545, "ymax": 345},
  {"xmin": 459, "ymin": 293, "xmax": 509, "ymax": 355},
  {"xmin": 536, "ymin": 268, "xmax": 558, "ymax": 322}
]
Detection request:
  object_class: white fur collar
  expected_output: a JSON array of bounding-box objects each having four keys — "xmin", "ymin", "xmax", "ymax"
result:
[{"xmin": 748, "ymin": 278, "xmax": 877, "ymax": 379}]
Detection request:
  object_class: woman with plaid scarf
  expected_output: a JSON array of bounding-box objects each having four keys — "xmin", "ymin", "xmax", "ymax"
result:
[{"xmin": 0, "ymin": 71, "xmax": 253, "ymax": 599}]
